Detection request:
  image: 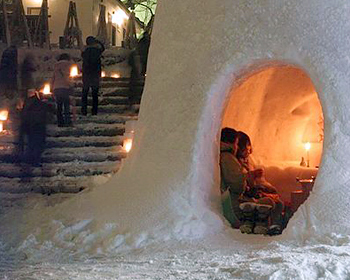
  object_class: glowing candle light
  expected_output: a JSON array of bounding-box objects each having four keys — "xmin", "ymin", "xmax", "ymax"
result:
[
  {"xmin": 101, "ymin": 71, "xmax": 106, "ymax": 78},
  {"xmin": 111, "ymin": 73, "xmax": 120, "ymax": 78},
  {"xmin": 123, "ymin": 138, "xmax": 133, "ymax": 153},
  {"xmin": 304, "ymin": 142, "xmax": 311, "ymax": 167},
  {"xmin": 0, "ymin": 122, "xmax": 3, "ymax": 132},
  {"xmin": 70, "ymin": 65, "xmax": 79, "ymax": 77},
  {"xmin": 42, "ymin": 83, "xmax": 51, "ymax": 95},
  {"xmin": 0, "ymin": 110, "xmax": 8, "ymax": 121}
]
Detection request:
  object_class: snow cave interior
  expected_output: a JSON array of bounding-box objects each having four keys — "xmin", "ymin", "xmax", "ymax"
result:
[{"xmin": 221, "ymin": 64, "xmax": 324, "ymax": 228}]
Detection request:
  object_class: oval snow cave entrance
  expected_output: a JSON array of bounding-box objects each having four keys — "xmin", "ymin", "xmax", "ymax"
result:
[{"xmin": 221, "ymin": 65, "xmax": 324, "ymax": 232}]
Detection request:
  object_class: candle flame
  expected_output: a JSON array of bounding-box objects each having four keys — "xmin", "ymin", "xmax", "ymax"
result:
[
  {"xmin": 70, "ymin": 65, "xmax": 79, "ymax": 77},
  {"xmin": 111, "ymin": 73, "xmax": 120, "ymax": 78},
  {"xmin": 123, "ymin": 138, "xmax": 133, "ymax": 153},
  {"xmin": 0, "ymin": 122, "xmax": 3, "ymax": 132},
  {"xmin": 42, "ymin": 83, "xmax": 51, "ymax": 95},
  {"xmin": 101, "ymin": 71, "xmax": 106, "ymax": 78},
  {"xmin": 0, "ymin": 110, "xmax": 8, "ymax": 121},
  {"xmin": 304, "ymin": 142, "xmax": 311, "ymax": 151}
]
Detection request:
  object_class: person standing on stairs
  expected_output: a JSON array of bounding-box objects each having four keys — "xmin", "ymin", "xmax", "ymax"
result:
[
  {"xmin": 81, "ymin": 36, "xmax": 105, "ymax": 116},
  {"xmin": 52, "ymin": 53, "xmax": 73, "ymax": 127}
]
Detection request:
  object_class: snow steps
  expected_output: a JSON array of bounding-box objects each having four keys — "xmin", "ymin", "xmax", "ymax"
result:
[
  {"xmin": 46, "ymin": 123, "xmax": 125, "ymax": 137},
  {"xmin": 0, "ymin": 76, "xmax": 144, "ymax": 194},
  {"xmin": 0, "ymin": 161, "xmax": 121, "ymax": 178},
  {"xmin": 0, "ymin": 176, "xmax": 89, "ymax": 194}
]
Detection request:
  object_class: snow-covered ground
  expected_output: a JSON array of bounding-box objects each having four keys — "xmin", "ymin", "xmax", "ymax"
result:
[{"xmin": 1, "ymin": 221, "xmax": 350, "ymax": 280}]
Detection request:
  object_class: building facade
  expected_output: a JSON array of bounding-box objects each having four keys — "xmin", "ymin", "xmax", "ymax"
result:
[{"xmin": 22, "ymin": 0, "xmax": 135, "ymax": 47}]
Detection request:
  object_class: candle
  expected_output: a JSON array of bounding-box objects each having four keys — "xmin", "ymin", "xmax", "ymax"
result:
[
  {"xmin": 42, "ymin": 83, "xmax": 51, "ymax": 95},
  {"xmin": 0, "ymin": 110, "xmax": 8, "ymax": 121},
  {"xmin": 123, "ymin": 138, "xmax": 133, "ymax": 153},
  {"xmin": 70, "ymin": 65, "xmax": 79, "ymax": 77},
  {"xmin": 304, "ymin": 142, "xmax": 311, "ymax": 167}
]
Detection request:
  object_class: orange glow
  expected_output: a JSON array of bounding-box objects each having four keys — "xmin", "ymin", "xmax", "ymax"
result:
[
  {"xmin": 70, "ymin": 65, "xmax": 79, "ymax": 77},
  {"xmin": 0, "ymin": 110, "xmax": 8, "ymax": 121},
  {"xmin": 41, "ymin": 83, "xmax": 51, "ymax": 95},
  {"xmin": 123, "ymin": 138, "xmax": 133, "ymax": 153},
  {"xmin": 101, "ymin": 71, "xmax": 106, "ymax": 78},
  {"xmin": 112, "ymin": 9, "xmax": 129, "ymax": 26},
  {"xmin": 0, "ymin": 122, "xmax": 3, "ymax": 132},
  {"xmin": 111, "ymin": 73, "xmax": 120, "ymax": 78},
  {"xmin": 304, "ymin": 142, "xmax": 311, "ymax": 151}
]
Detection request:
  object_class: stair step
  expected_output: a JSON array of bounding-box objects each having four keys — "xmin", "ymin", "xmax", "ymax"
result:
[
  {"xmin": 0, "ymin": 160, "xmax": 121, "ymax": 178},
  {"xmin": 0, "ymin": 176, "xmax": 90, "ymax": 194},
  {"xmin": 0, "ymin": 146, "xmax": 126, "ymax": 163},
  {"xmin": 72, "ymin": 96, "xmax": 141, "ymax": 106},
  {"xmin": 47, "ymin": 136, "xmax": 124, "ymax": 148},
  {"xmin": 72, "ymin": 87, "xmax": 143, "ymax": 97},
  {"xmin": 74, "ymin": 114, "xmax": 137, "ymax": 125},
  {"xmin": 42, "ymin": 146, "xmax": 126, "ymax": 163},
  {"xmin": 46, "ymin": 123, "xmax": 125, "ymax": 137}
]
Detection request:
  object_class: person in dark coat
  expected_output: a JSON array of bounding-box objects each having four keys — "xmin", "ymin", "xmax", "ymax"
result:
[
  {"xmin": 81, "ymin": 36, "xmax": 105, "ymax": 116},
  {"xmin": 137, "ymin": 32, "xmax": 151, "ymax": 76},
  {"xmin": 20, "ymin": 90, "xmax": 50, "ymax": 166},
  {"xmin": 20, "ymin": 53, "xmax": 37, "ymax": 100},
  {"xmin": 0, "ymin": 45, "xmax": 18, "ymax": 100}
]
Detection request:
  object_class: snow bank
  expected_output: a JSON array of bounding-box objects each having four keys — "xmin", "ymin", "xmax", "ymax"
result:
[{"xmin": 2, "ymin": 0, "xmax": 350, "ymax": 259}]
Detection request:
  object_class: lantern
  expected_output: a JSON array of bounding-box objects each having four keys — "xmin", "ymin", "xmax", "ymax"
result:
[
  {"xmin": 41, "ymin": 83, "xmax": 51, "ymax": 95},
  {"xmin": 70, "ymin": 65, "xmax": 79, "ymax": 77},
  {"xmin": 0, "ymin": 110, "xmax": 8, "ymax": 121}
]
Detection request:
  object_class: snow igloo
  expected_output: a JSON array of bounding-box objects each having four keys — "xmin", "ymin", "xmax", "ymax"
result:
[
  {"xmin": 113, "ymin": 0, "xmax": 350, "ymax": 240},
  {"xmin": 5, "ymin": 1, "xmax": 350, "ymax": 251}
]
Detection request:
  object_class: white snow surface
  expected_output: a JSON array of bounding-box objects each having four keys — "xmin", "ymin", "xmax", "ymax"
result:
[{"xmin": 2, "ymin": 0, "xmax": 350, "ymax": 278}]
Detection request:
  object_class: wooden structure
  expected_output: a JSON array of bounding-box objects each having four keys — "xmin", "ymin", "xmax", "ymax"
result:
[
  {"xmin": 124, "ymin": 12, "xmax": 137, "ymax": 49},
  {"xmin": 63, "ymin": 1, "xmax": 83, "ymax": 49},
  {"xmin": 33, "ymin": 0, "xmax": 50, "ymax": 49},
  {"xmin": 0, "ymin": 0, "xmax": 33, "ymax": 48},
  {"xmin": 96, "ymin": 4, "xmax": 108, "ymax": 46}
]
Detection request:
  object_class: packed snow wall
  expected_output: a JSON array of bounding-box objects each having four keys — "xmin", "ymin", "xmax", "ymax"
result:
[
  {"xmin": 4, "ymin": 1, "xmax": 350, "ymax": 254},
  {"xmin": 118, "ymin": 0, "xmax": 350, "ymax": 239}
]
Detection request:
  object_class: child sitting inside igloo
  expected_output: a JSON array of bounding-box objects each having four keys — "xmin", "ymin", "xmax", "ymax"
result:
[
  {"xmin": 236, "ymin": 131, "xmax": 284, "ymax": 235},
  {"xmin": 220, "ymin": 128, "xmax": 283, "ymax": 235}
]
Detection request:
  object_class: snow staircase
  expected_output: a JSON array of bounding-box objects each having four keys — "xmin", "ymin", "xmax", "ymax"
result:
[{"xmin": 0, "ymin": 77, "xmax": 144, "ymax": 195}]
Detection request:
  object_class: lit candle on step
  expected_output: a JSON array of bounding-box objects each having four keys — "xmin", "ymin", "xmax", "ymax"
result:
[
  {"xmin": 0, "ymin": 110, "xmax": 8, "ymax": 121},
  {"xmin": 111, "ymin": 73, "xmax": 120, "ymax": 78},
  {"xmin": 123, "ymin": 138, "xmax": 133, "ymax": 153},
  {"xmin": 70, "ymin": 65, "xmax": 79, "ymax": 77},
  {"xmin": 101, "ymin": 71, "xmax": 106, "ymax": 78},
  {"xmin": 0, "ymin": 121, "xmax": 3, "ymax": 132},
  {"xmin": 304, "ymin": 142, "xmax": 311, "ymax": 167},
  {"xmin": 42, "ymin": 83, "xmax": 51, "ymax": 95}
]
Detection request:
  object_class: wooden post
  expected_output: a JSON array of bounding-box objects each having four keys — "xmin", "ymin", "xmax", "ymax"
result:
[
  {"xmin": 96, "ymin": 4, "xmax": 108, "ymax": 47},
  {"xmin": 34, "ymin": 0, "xmax": 50, "ymax": 49},
  {"xmin": 63, "ymin": 1, "xmax": 83, "ymax": 49},
  {"xmin": 125, "ymin": 12, "xmax": 137, "ymax": 49},
  {"xmin": 1, "ymin": 0, "xmax": 11, "ymax": 46},
  {"xmin": 18, "ymin": 0, "xmax": 33, "ymax": 48}
]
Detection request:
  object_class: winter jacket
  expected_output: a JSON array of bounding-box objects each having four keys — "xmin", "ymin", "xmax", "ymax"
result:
[
  {"xmin": 220, "ymin": 142, "xmax": 246, "ymax": 195},
  {"xmin": 82, "ymin": 42, "xmax": 105, "ymax": 77},
  {"xmin": 21, "ymin": 56, "xmax": 36, "ymax": 94},
  {"xmin": 220, "ymin": 142, "xmax": 246, "ymax": 220},
  {"xmin": 0, "ymin": 46, "xmax": 18, "ymax": 92},
  {"xmin": 52, "ymin": 60, "xmax": 73, "ymax": 90}
]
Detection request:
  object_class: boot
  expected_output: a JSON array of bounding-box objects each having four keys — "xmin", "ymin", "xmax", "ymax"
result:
[
  {"xmin": 239, "ymin": 202, "xmax": 257, "ymax": 234},
  {"xmin": 253, "ymin": 204, "xmax": 272, "ymax": 235}
]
